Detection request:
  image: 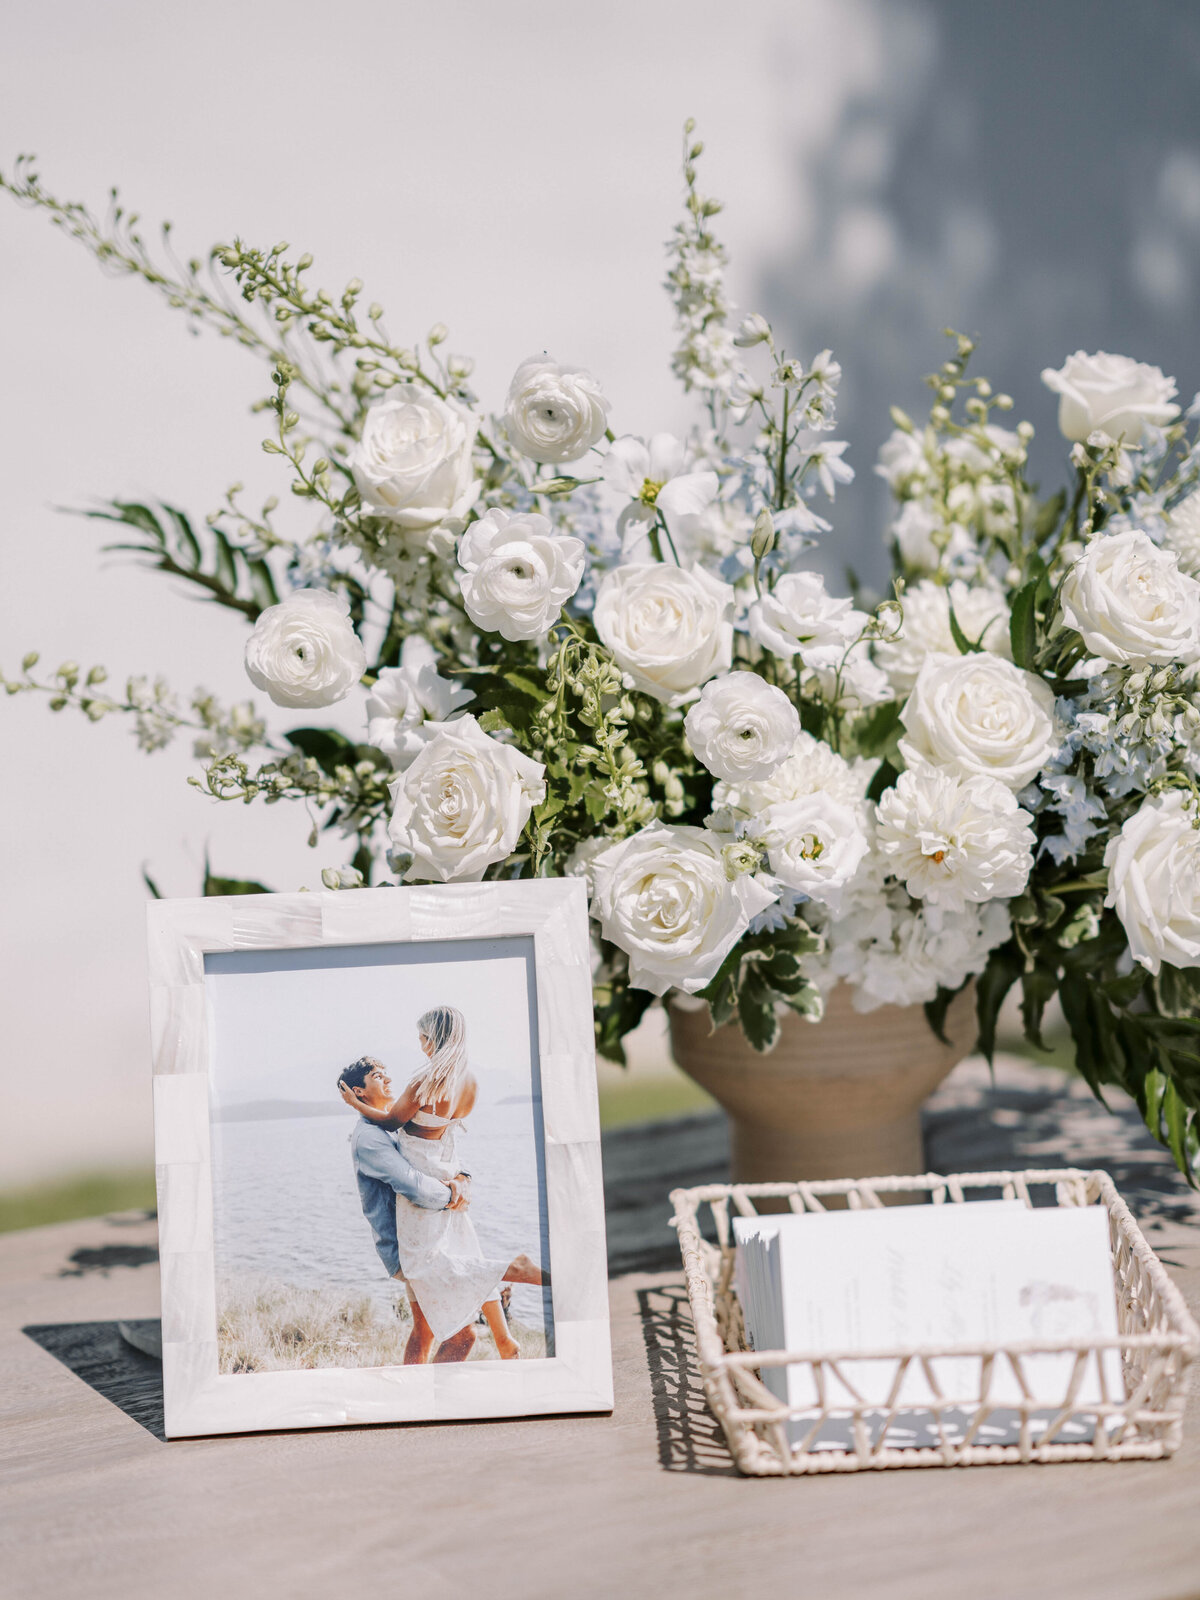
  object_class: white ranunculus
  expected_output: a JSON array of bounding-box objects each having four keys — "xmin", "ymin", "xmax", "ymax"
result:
[
  {"xmin": 874, "ymin": 577, "xmax": 1012, "ymax": 696},
  {"xmin": 683, "ymin": 672, "xmax": 800, "ymax": 783},
  {"xmin": 594, "ymin": 562, "xmax": 734, "ymax": 706},
  {"xmin": 503, "ymin": 355, "xmax": 610, "ymax": 463},
  {"xmin": 455, "ymin": 508, "xmax": 585, "ymax": 641},
  {"xmin": 1163, "ymin": 493, "xmax": 1200, "ymax": 580},
  {"xmin": 244, "ymin": 588, "xmax": 366, "ymax": 709},
  {"xmin": 875, "ymin": 765, "xmax": 1035, "ymax": 912},
  {"xmin": 713, "ymin": 730, "xmax": 877, "ymax": 818},
  {"xmin": 898, "ymin": 652, "xmax": 1058, "ymax": 790},
  {"xmin": 1041, "ymin": 351, "xmax": 1179, "ymax": 446},
  {"xmin": 348, "ymin": 390, "xmax": 480, "ymax": 531},
  {"xmin": 1104, "ymin": 789, "xmax": 1200, "ymax": 974},
  {"xmin": 387, "ymin": 714, "xmax": 545, "ymax": 883},
  {"xmin": 365, "ymin": 635, "xmax": 474, "ymax": 769},
  {"xmin": 1059, "ymin": 529, "xmax": 1200, "ymax": 667},
  {"xmin": 748, "ymin": 571, "xmax": 867, "ymax": 664},
  {"xmin": 747, "ymin": 792, "xmax": 871, "ymax": 915},
  {"xmin": 589, "ymin": 822, "xmax": 777, "ymax": 996}
]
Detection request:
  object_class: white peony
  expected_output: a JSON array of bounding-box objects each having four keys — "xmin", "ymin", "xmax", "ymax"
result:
[
  {"xmin": 349, "ymin": 390, "xmax": 480, "ymax": 531},
  {"xmin": 387, "ymin": 714, "xmax": 545, "ymax": 883},
  {"xmin": 875, "ymin": 765, "xmax": 1035, "ymax": 912},
  {"xmin": 898, "ymin": 652, "xmax": 1058, "ymax": 790},
  {"xmin": 874, "ymin": 578, "xmax": 1012, "ymax": 695},
  {"xmin": 1059, "ymin": 529, "xmax": 1200, "ymax": 667},
  {"xmin": 503, "ymin": 355, "xmax": 610, "ymax": 463},
  {"xmin": 365, "ymin": 635, "xmax": 473, "ymax": 770},
  {"xmin": 1104, "ymin": 789, "xmax": 1200, "ymax": 974},
  {"xmin": 602, "ymin": 433, "xmax": 719, "ymax": 558},
  {"xmin": 748, "ymin": 571, "xmax": 867, "ymax": 664},
  {"xmin": 244, "ymin": 588, "xmax": 366, "ymax": 709},
  {"xmin": 455, "ymin": 508, "xmax": 585, "ymax": 641},
  {"xmin": 593, "ymin": 562, "xmax": 734, "ymax": 706},
  {"xmin": 1041, "ymin": 351, "xmax": 1179, "ymax": 446},
  {"xmin": 589, "ymin": 822, "xmax": 777, "ymax": 996},
  {"xmin": 683, "ymin": 672, "xmax": 800, "ymax": 783},
  {"xmin": 747, "ymin": 791, "xmax": 871, "ymax": 915},
  {"xmin": 713, "ymin": 730, "xmax": 877, "ymax": 819},
  {"xmin": 1163, "ymin": 493, "xmax": 1200, "ymax": 580}
]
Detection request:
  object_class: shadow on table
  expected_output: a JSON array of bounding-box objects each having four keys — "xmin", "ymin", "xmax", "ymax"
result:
[
  {"xmin": 636, "ymin": 1282, "xmax": 738, "ymax": 1477},
  {"xmin": 23, "ymin": 1321, "xmax": 165, "ymax": 1441}
]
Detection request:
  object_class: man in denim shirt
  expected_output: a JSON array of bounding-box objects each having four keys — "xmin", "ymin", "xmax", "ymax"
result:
[{"xmin": 340, "ymin": 1056, "xmax": 475, "ymax": 1363}]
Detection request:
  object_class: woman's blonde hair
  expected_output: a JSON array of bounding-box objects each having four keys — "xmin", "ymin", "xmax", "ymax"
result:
[{"xmin": 411, "ymin": 1004, "xmax": 468, "ymax": 1105}]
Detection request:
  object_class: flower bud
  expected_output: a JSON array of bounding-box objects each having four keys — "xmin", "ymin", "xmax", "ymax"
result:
[
  {"xmin": 427, "ymin": 323, "xmax": 448, "ymax": 346},
  {"xmin": 751, "ymin": 509, "xmax": 776, "ymax": 560},
  {"xmin": 733, "ymin": 312, "xmax": 771, "ymax": 348}
]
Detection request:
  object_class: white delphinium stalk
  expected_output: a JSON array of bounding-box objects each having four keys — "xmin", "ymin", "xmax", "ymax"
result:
[
  {"xmin": 1041, "ymin": 352, "xmax": 1180, "ymax": 446},
  {"xmin": 387, "ymin": 714, "xmax": 545, "ymax": 883},
  {"xmin": 1163, "ymin": 493, "xmax": 1200, "ymax": 579},
  {"xmin": 588, "ymin": 822, "xmax": 777, "ymax": 996},
  {"xmin": 503, "ymin": 356, "xmax": 610, "ymax": 463},
  {"xmin": 593, "ymin": 562, "xmax": 734, "ymax": 706},
  {"xmin": 1104, "ymin": 789, "xmax": 1200, "ymax": 973},
  {"xmin": 875, "ymin": 766, "xmax": 1035, "ymax": 912},
  {"xmin": 683, "ymin": 672, "xmax": 800, "ymax": 783},
  {"xmin": 244, "ymin": 590, "xmax": 366, "ymax": 709},
  {"xmin": 875, "ymin": 578, "xmax": 1012, "ymax": 695},
  {"xmin": 1060, "ymin": 530, "xmax": 1200, "ymax": 667},
  {"xmin": 746, "ymin": 792, "xmax": 871, "ymax": 915},
  {"xmin": 602, "ymin": 433, "xmax": 719, "ymax": 559},
  {"xmin": 365, "ymin": 636, "xmax": 474, "ymax": 770},
  {"xmin": 455, "ymin": 508, "xmax": 585, "ymax": 641},
  {"xmin": 898, "ymin": 653, "xmax": 1058, "ymax": 790},
  {"xmin": 348, "ymin": 390, "xmax": 480, "ymax": 532}
]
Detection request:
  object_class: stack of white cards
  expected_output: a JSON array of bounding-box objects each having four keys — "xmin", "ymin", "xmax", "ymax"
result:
[{"xmin": 734, "ymin": 1200, "xmax": 1124, "ymax": 1453}]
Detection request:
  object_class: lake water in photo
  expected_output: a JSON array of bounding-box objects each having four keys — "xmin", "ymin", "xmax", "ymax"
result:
[{"xmin": 211, "ymin": 1091, "xmax": 553, "ymax": 1345}]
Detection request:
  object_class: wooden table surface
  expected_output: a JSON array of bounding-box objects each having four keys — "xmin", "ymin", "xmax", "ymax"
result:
[{"xmin": 5, "ymin": 1057, "xmax": 1200, "ymax": 1600}]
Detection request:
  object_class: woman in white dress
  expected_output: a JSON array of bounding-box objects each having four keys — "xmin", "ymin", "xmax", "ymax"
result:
[{"xmin": 344, "ymin": 1005, "xmax": 548, "ymax": 1362}]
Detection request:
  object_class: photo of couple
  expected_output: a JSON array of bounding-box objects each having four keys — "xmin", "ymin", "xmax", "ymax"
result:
[{"xmin": 204, "ymin": 936, "xmax": 554, "ymax": 1373}]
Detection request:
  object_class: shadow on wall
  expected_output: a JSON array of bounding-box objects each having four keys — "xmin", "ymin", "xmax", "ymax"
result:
[{"xmin": 761, "ymin": 0, "xmax": 1200, "ymax": 585}]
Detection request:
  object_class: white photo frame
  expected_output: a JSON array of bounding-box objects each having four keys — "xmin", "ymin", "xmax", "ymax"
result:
[{"xmin": 148, "ymin": 877, "xmax": 611, "ymax": 1439}]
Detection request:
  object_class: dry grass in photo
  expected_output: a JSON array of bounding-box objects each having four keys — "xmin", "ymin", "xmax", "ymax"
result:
[{"xmin": 217, "ymin": 1278, "xmax": 547, "ymax": 1372}]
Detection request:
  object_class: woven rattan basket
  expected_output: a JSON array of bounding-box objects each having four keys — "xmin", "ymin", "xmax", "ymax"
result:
[{"xmin": 669, "ymin": 1168, "xmax": 1200, "ymax": 1476}]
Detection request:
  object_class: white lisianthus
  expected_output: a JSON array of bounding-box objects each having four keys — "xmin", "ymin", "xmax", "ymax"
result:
[
  {"xmin": 594, "ymin": 562, "xmax": 734, "ymax": 706},
  {"xmin": 1059, "ymin": 529, "xmax": 1200, "ymax": 667},
  {"xmin": 1163, "ymin": 493, "xmax": 1200, "ymax": 580},
  {"xmin": 602, "ymin": 433, "xmax": 718, "ymax": 558},
  {"xmin": 455, "ymin": 508, "xmax": 585, "ymax": 641},
  {"xmin": 349, "ymin": 390, "xmax": 480, "ymax": 532},
  {"xmin": 683, "ymin": 672, "xmax": 800, "ymax": 783},
  {"xmin": 713, "ymin": 730, "xmax": 877, "ymax": 818},
  {"xmin": 874, "ymin": 577, "xmax": 1012, "ymax": 695},
  {"xmin": 891, "ymin": 498, "xmax": 975, "ymax": 575},
  {"xmin": 875, "ymin": 765, "xmax": 1035, "ymax": 912},
  {"xmin": 387, "ymin": 714, "xmax": 545, "ymax": 883},
  {"xmin": 503, "ymin": 355, "xmax": 610, "ymax": 463},
  {"xmin": 747, "ymin": 792, "xmax": 870, "ymax": 914},
  {"xmin": 898, "ymin": 652, "xmax": 1058, "ymax": 790},
  {"xmin": 244, "ymin": 588, "xmax": 366, "ymax": 709},
  {"xmin": 1041, "ymin": 351, "xmax": 1179, "ymax": 446},
  {"xmin": 748, "ymin": 571, "xmax": 867, "ymax": 664},
  {"xmin": 365, "ymin": 636, "xmax": 474, "ymax": 769},
  {"xmin": 1104, "ymin": 789, "xmax": 1200, "ymax": 974},
  {"xmin": 589, "ymin": 822, "xmax": 777, "ymax": 996}
]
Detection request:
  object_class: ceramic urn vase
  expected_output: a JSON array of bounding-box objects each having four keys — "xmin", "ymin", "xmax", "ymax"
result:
[{"xmin": 668, "ymin": 981, "xmax": 976, "ymax": 1186}]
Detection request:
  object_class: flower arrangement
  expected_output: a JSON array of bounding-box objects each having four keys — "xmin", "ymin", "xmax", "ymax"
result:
[{"xmin": 5, "ymin": 128, "xmax": 1200, "ymax": 1176}]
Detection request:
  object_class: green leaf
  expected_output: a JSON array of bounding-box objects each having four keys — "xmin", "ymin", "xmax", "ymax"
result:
[
  {"xmin": 204, "ymin": 869, "xmax": 272, "ymax": 897},
  {"xmin": 926, "ymin": 981, "xmax": 967, "ymax": 1046},
  {"xmin": 947, "ymin": 603, "xmax": 977, "ymax": 657},
  {"xmin": 210, "ymin": 528, "xmax": 240, "ymax": 594},
  {"xmin": 737, "ymin": 973, "xmax": 781, "ymax": 1053},
  {"xmin": 1020, "ymin": 962, "xmax": 1059, "ymax": 1050},
  {"xmin": 1010, "ymin": 581, "xmax": 1039, "ymax": 669},
  {"xmin": 1034, "ymin": 489, "xmax": 1067, "ymax": 541},
  {"xmin": 141, "ymin": 867, "xmax": 163, "ymax": 900},
  {"xmin": 865, "ymin": 758, "xmax": 901, "ymax": 804},
  {"xmin": 976, "ymin": 942, "xmax": 1023, "ymax": 1063},
  {"xmin": 1157, "ymin": 965, "xmax": 1200, "ymax": 1020},
  {"xmin": 853, "ymin": 700, "xmax": 902, "ymax": 759}
]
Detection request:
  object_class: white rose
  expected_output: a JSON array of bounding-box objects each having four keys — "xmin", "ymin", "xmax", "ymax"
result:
[
  {"xmin": 365, "ymin": 635, "xmax": 474, "ymax": 769},
  {"xmin": 747, "ymin": 792, "xmax": 871, "ymax": 915},
  {"xmin": 1041, "ymin": 351, "xmax": 1179, "ymax": 446},
  {"xmin": 1164, "ymin": 493, "xmax": 1200, "ymax": 580},
  {"xmin": 503, "ymin": 355, "xmax": 610, "ymax": 463},
  {"xmin": 683, "ymin": 672, "xmax": 800, "ymax": 783},
  {"xmin": 1059, "ymin": 529, "xmax": 1200, "ymax": 667},
  {"xmin": 899, "ymin": 652, "xmax": 1058, "ymax": 790},
  {"xmin": 1104, "ymin": 789, "xmax": 1200, "ymax": 974},
  {"xmin": 875, "ymin": 765, "xmax": 1035, "ymax": 912},
  {"xmin": 713, "ymin": 730, "xmax": 877, "ymax": 819},
  {"xmin": 748, "ymin": 571, "xmax": 867, "ymax": 664},
  {"xmin": 875, "ymin": 577, "xmax": 1012, "ymax": 696},
  {"xmin": 387, "ymin": 714, "xmax": 545, "ymax": 883},
  {"xmin": 589, "ymin": 822, "xmax": 777, "ymax": 996},
  {"xmin": 455, "ymin": 508, "xmax": 585, "ymax": 641},
  {"xmin": 244, "ymin": 588, "xmax": 366, "ymax": 709},
  {"xmin": 594, "ymin": 562, "xmax": 734, "ymax": 706},
  {"xmin": 349, "ymin": 390, "xmax": 480, "ymax": 532}
]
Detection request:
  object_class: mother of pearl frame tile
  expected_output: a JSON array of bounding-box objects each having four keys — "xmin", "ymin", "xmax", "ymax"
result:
[{"xmin": 148, "ymin": 878, "xmax": 612, "ymax": 1439}]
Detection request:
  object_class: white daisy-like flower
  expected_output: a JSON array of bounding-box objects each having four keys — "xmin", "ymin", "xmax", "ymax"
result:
[{"xmin": 875, "ymin": 765, "xmax": 1035, "ymax": 912}]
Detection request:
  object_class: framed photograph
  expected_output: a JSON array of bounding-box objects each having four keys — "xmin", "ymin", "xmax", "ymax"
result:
[{"xmin": 148, "ymin": 877, "xmax": 611, "ymax": 1439}]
